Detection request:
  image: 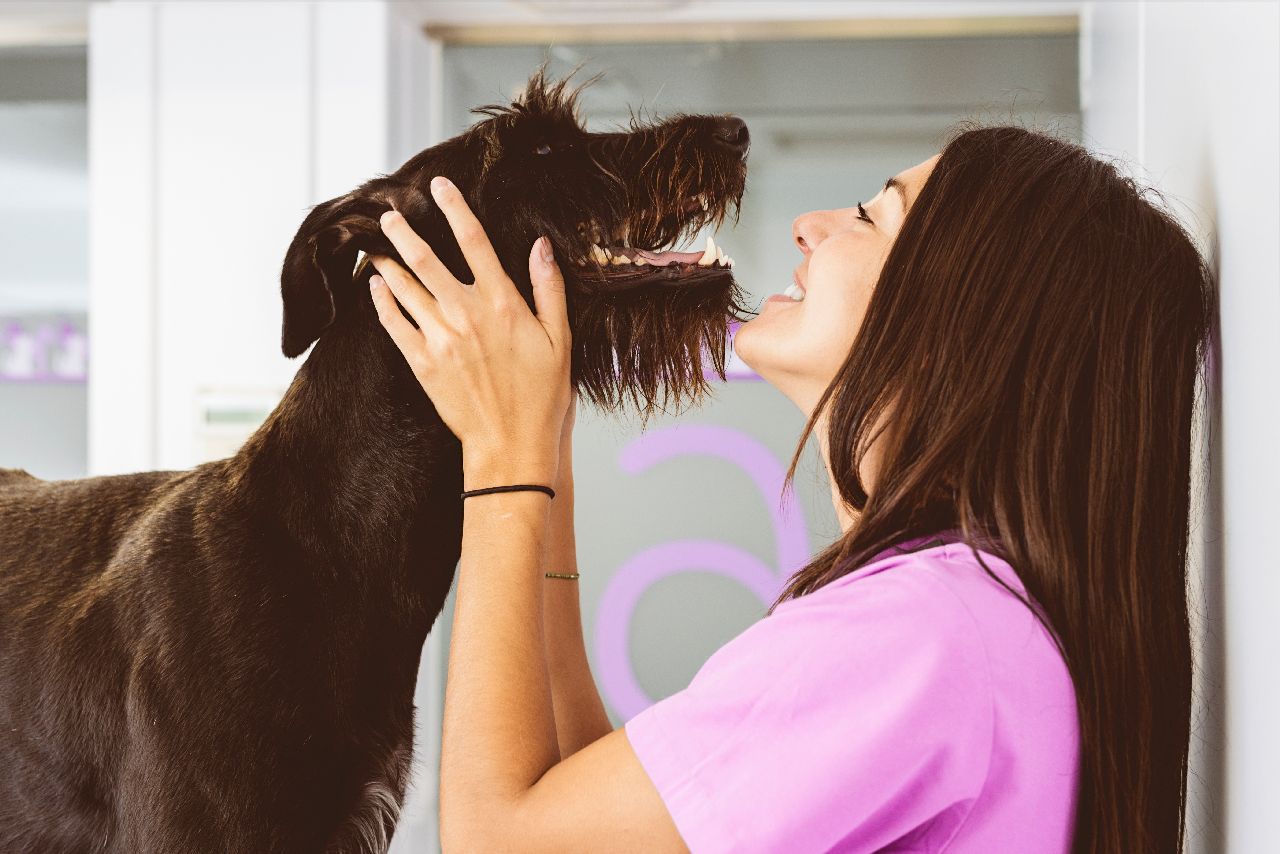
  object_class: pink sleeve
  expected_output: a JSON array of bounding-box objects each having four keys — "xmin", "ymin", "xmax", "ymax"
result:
[{"xmin": 623, "ymin": 568, "xmax": 994, "ymax": 853}]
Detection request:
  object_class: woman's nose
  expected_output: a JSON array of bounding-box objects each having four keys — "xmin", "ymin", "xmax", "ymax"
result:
[{"xmin": 792, "ymin": 211, "xmax": 832, "ymax": 255}]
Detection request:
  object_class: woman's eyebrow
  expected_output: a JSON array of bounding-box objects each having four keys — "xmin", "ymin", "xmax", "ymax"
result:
[{"xmin": 884, "ymin": 176, "xmax": 908, "ymax": 208}]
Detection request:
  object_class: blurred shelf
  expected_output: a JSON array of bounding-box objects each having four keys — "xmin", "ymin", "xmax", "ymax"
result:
[
  {"xmin": 0, "ymin": 283, "xmax": 88, "ymax": 314},
  {"xmin": 0, "ymin": 376, "xmax": 86, "ymax": 386}
]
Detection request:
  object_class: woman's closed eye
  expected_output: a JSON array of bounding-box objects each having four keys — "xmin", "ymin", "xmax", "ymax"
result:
[{"xmin": 857, "ymin": 202, "xmax": 874, "ymax": 225}]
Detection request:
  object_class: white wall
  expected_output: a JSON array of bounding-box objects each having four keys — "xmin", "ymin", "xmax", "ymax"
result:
[{"xmin": 1082, "ymin": 3, "xmax": 1280, "ymax": 851}]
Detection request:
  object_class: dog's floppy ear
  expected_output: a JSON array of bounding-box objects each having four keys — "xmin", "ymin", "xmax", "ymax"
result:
[{"xmin": 280, "ymin": 192, "xmax": 384, "ymax": 358}]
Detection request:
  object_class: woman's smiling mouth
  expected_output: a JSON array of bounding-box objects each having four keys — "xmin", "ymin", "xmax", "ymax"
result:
[{"xmin": 766, "ymin": 270, "xmax": 807, "ymax": 304}]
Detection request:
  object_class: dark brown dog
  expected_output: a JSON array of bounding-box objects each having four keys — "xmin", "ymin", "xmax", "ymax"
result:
[{"xmin": 0, "ymin": 69, "xmax": 750, "ymax": 852}]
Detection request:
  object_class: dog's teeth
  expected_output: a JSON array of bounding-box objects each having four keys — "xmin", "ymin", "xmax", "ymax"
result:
[
  {"xmin": 698, "ymin": 236, "xmax": 717, "ymax": 267},
  {"xmin": 725, "ymin": 256, "xmax": 734, "ymax": 268},
  {"xmin": 591, "ymin": 244, "xmax": 610, "ymax": 264},
  {"xmin": 610, "ymin": 253, "xmax": 629, "ymax": 265},
  {"xmin": 634, "ymin": 257, "xmax": 648, "ymax": 266}
]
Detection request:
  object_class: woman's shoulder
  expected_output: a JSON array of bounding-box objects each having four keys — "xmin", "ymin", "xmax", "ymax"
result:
[
  {"xmin": 777, "ymin": 533, "xmax": 1040, "ymax": 643},
  {"xmin": 625, "ymin": 537, "xmax": 1074, "ymax": 853},
  {"xmin": 696, "ymin": 537, "xmax": 1006, "ymax": 712},
  {"xmin": 775, "ymin": 534, "xmax": 1075, "ymax": 721},
  {"xmin": 770, "ymin": 538, "xmax": 998, "ymax": 634},
  {"xmin": 625, "ymin": 536, "xmax": 1002, "ymax": 852}
]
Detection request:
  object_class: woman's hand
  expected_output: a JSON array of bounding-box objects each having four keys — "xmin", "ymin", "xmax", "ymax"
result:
[{"xmin": 368, "ymin": 175, "xmax": 572, "ymax": 489}]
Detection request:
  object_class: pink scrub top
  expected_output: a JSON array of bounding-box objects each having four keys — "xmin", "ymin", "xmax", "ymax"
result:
[{"xmin": 624, "ymin": 531, "xmax": 1079, "ymax": 853}]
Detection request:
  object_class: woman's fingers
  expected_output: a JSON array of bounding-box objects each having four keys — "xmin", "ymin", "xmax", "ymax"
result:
[
  {"xmin": 369, "ymin": 255, "xmax": 445, "ymax": 333},
  {"xmin": 378, "ymin": 209, "xmax": 466, "ymax": 305},
  {"xmin": 528, "ymin": 236, "xmax": 571, "ymax": 353},
  {"xmin": 368, "ymin": 274, "xmax": 424, "ymax": 358},
  {"xmin": 428, "ymin": 176, "xmax": 508, "ymax": 292}
]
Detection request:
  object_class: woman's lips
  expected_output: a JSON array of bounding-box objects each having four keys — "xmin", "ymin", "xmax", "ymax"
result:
[{"xmin": 764, "ymin": 268, "xmax": 807, "ymax": 305}]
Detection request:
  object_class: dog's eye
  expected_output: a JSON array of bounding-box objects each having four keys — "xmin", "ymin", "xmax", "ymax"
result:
[{"xmin": 534, "ymin": 143, "xmax": 553, "ymax": 155}]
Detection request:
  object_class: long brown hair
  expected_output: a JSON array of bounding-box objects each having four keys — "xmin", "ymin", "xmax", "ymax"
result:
[{"xmin": 769, "ymin": 125, "xmax": 1216, "ymax": 853}]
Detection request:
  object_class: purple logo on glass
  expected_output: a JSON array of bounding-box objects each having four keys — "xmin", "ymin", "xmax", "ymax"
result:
[{"xmin": 594, "ymin": 422, "xmax": 811, "ymax": 721}]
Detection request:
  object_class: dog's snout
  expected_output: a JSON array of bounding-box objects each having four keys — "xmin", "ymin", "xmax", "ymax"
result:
[{"xmin": 712, "ymin": 116, "xmax": 750, "ymax": 156}]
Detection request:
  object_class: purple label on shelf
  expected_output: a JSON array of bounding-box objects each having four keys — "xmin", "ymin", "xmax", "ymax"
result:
[{"xmin": 0, "ymin": 315, "xmax": 88, "ymax": 383}]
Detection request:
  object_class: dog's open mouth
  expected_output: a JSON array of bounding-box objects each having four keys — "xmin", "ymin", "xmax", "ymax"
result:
[
  {"xmin": 580, "ymin": 235, "xmax": 733, "ymax": 270},
  {"xmin": 564, "ymin": 179, "xmax": 751, "ymax": 417},
  {"xmin": 570, "ymin": 192, "xmax": 738, "ymax": 290}
]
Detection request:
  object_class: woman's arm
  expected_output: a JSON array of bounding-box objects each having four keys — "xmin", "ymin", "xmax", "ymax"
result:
[
  {"xmin": 368, "ymin": 181, "xmax": 686, "ymax": 852},
  {"xmin": 441, "ymin": 461, "xmax": 686, "ymax": 853},
  {"xmin": 542, "ymin": 407, "xmax": 614, "ymax": 758}
]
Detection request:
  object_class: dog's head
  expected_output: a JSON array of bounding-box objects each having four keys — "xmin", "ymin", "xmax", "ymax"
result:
[{"xmin": 280, "ymin": 66, "xmax": 753, "ymax": 418}]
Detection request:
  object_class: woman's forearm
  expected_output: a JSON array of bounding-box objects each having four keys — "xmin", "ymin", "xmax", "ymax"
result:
[
  {"xmin": 541, "ymin": 459, "xmax": 614, "ymax": 757},
  {"xmin": 439, "ymin": 454, "xmax": 561, "ymax": 845}
]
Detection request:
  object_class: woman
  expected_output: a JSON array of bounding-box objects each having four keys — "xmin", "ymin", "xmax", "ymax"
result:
[{"xmin": 367, "ymin": 125, "xmax": 1214, "ymax": 853}]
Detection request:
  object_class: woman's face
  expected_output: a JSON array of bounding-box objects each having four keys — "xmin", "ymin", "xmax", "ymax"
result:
[{"xmin": 734, "ymin": 153, "xmax": 941, "ymax": 416}]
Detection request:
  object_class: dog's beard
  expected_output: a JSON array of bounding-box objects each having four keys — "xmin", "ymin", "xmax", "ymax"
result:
[
  {"xmin": 564, "ymin": 147, "xmax": 753, "ymax": 422},
  {"xmin": 570, "ymin": 270, "xmax": 752, "ymax": 423}
]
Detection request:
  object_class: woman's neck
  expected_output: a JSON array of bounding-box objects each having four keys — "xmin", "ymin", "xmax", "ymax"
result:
[{"xmin": 814, "ymin": 411, "xmax": 883, "ymax": 535}]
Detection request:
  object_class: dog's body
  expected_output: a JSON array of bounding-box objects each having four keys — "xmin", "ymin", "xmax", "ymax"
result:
[
  {"xmin": 0, "ymin": 299, "xmax": 459, "ymax": 851},
  {"xmin": 0, "ymin": 69, "xmax": 749, "ymax": 852}
]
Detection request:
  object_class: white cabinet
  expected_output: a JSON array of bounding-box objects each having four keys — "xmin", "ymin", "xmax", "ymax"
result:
[{"xmin": 87, "ymin": 0, "xmax": 435, "ymax": 475}]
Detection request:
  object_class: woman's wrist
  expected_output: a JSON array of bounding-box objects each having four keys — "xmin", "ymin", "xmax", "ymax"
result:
[{"xmin": 462, "ymin": 444, "xmax": 560, "ymax": 492}]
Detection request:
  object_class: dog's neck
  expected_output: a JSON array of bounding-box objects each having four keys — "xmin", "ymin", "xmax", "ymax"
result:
[{"xmin": 234, "ymin": 297, "xmax": 464, "ymax": 576}]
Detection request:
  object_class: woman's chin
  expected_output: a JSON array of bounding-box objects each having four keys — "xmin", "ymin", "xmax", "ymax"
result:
[
  {"xmin": 731, "ymin": 314, "xmax": 760, "ymax": 360},
  {"xmin": 735, "ymin": 300, "xmax": 795, "ymax": 356},
  {"xmin": 731, "ymin": 319, "xmax": 779, "ymax": 384},
  {"xmin": 733, "ymin": 311, "xmax": 835, "ymax": 403}
]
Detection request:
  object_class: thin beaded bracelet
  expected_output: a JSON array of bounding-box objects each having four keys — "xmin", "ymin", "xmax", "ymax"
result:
[{"xmin": 544, "ymin": 571, "xmax": 580, "ymax": 581}]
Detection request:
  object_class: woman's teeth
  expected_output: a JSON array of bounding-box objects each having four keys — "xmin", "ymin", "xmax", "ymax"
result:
[{"xmin": 782, "ymin": 282, "xmax": 806, "ymax": 301}]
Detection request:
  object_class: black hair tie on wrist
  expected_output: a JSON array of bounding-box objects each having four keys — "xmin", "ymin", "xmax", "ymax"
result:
[{"xmin": 460, "ymin": 483, "xmax": 556, "ymax": 500}]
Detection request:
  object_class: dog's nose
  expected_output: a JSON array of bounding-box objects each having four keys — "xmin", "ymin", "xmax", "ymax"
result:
[{"xmin": 712, "ymin": 116, "xmax": 750, "ymax": 156}]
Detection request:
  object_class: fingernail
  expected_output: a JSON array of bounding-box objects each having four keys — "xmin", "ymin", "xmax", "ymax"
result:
[
  {"xmin": 538, "ymin": 236, "xmax": 554, "ymax": 264},
  {"xmin": 379, "ymin": 210, "xmax": 398, "ymax": 227},
  {"xmin": 370, "ymin": 274, "xmax": 384, "ymax": 291},
  {"xmin": 430, "ymin": 175, "xmax": 454, "ymax": 196}
]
